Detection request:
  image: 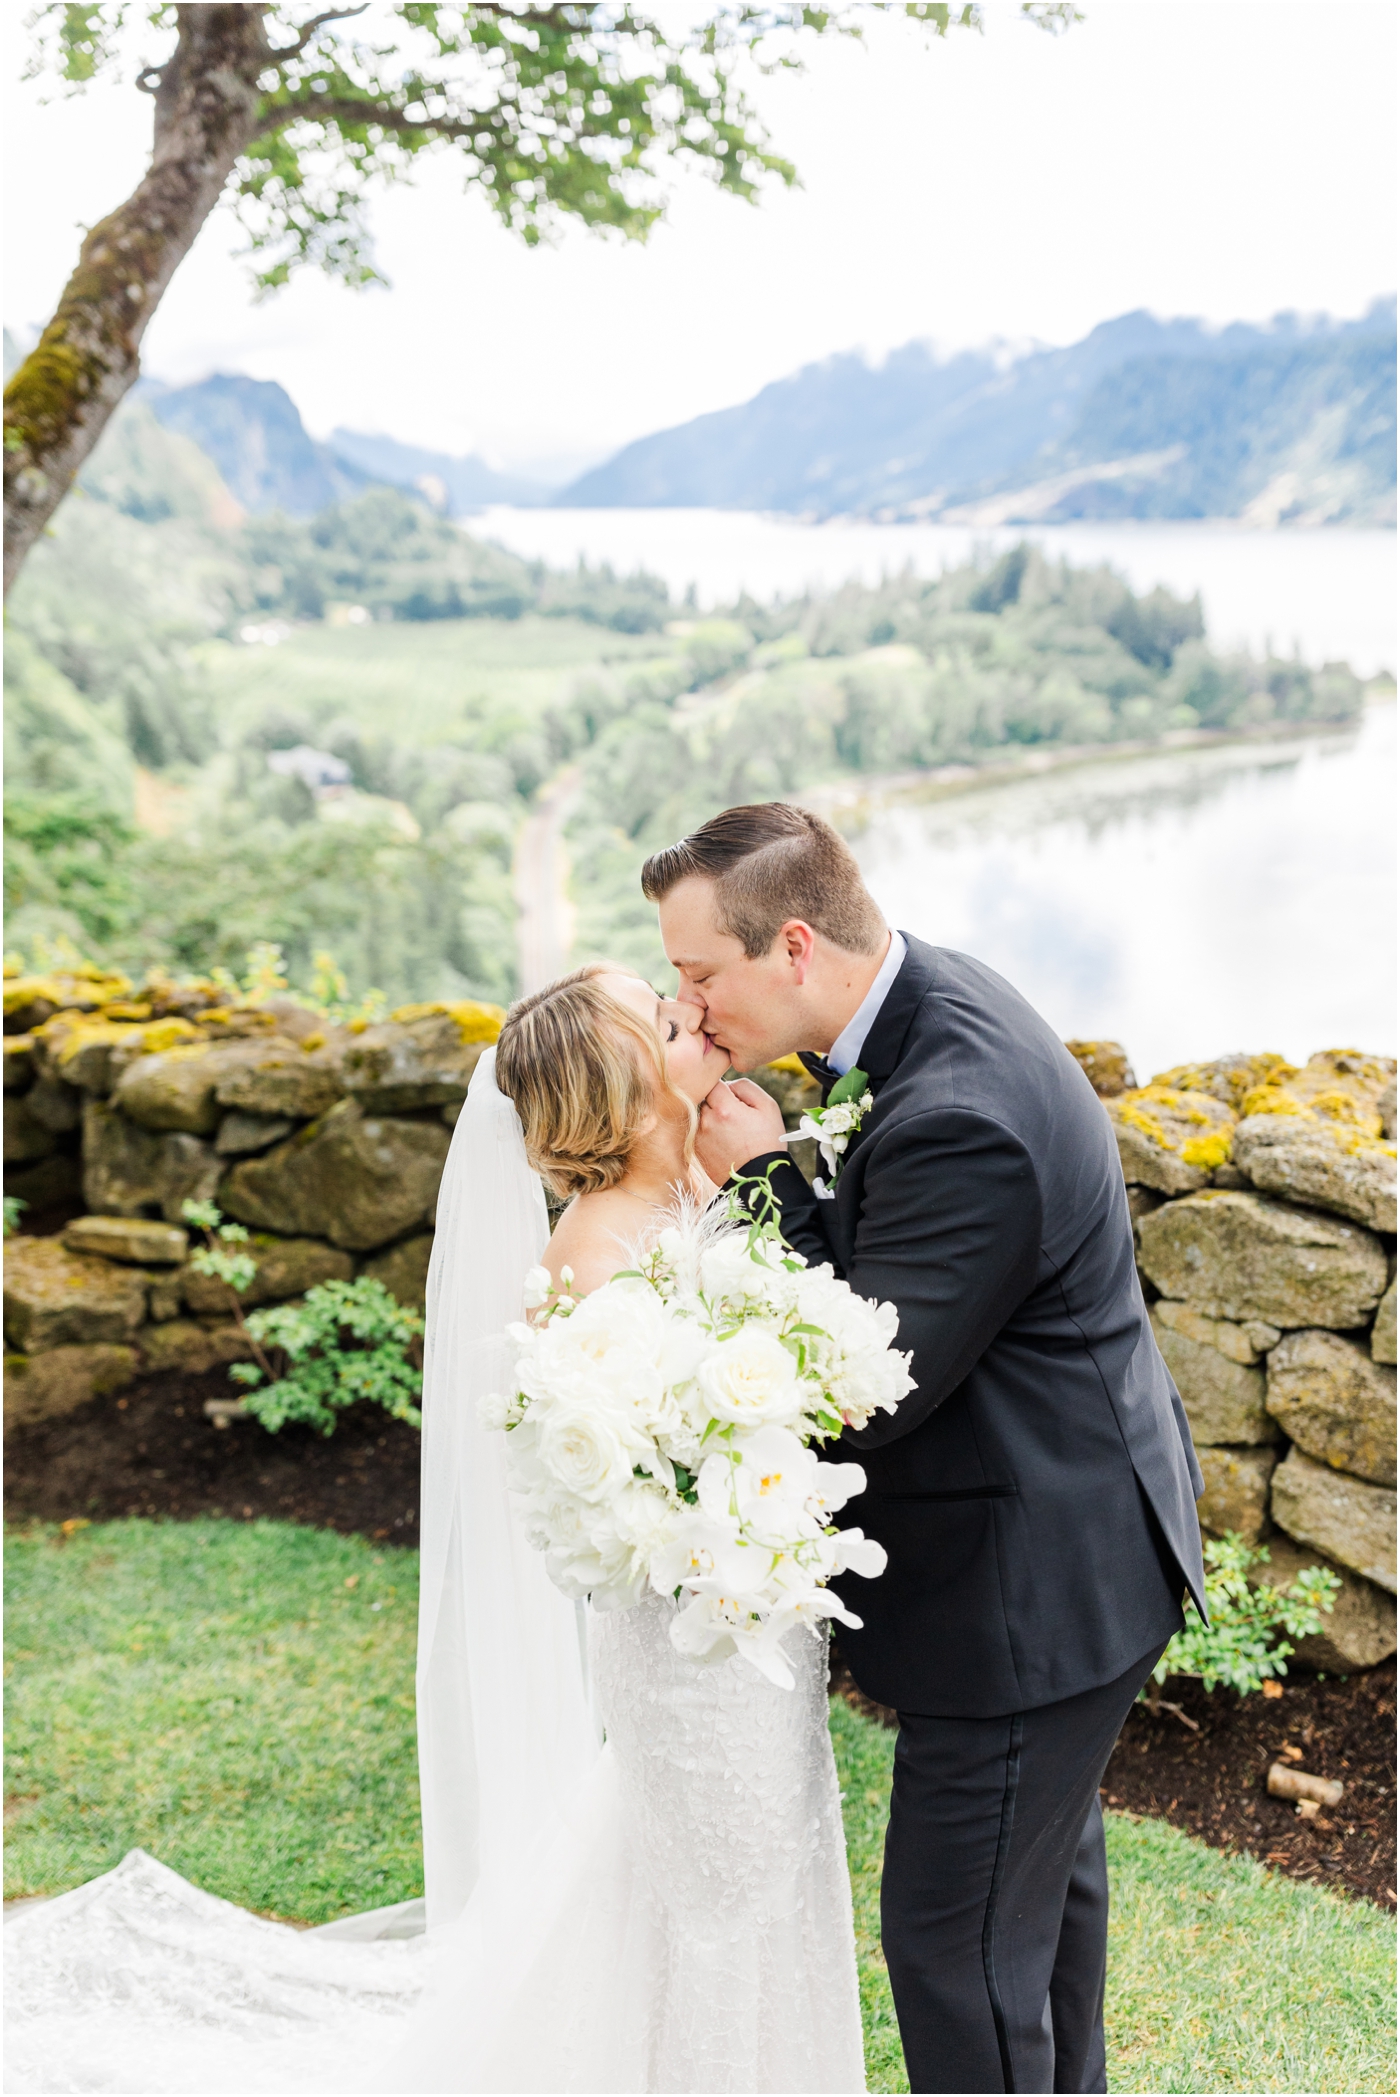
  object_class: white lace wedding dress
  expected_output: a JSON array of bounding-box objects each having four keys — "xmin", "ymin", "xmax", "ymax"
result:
[
  {"xmin": 4, "ymin": 1055, "xmax": 866, "ymax": 2096},
  {"xmin": 5, "ymin": 1598, "xmax": 862, "ymax": 2095}
]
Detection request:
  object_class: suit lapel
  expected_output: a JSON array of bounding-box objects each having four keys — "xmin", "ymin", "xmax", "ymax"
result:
[
  {"xmin": 852, "ymin": 933, "xmax": 937, "ymax": 1092},
  {"xmin": 828, "ymin": 937, "xmax": 938, "ymax": 1228}
]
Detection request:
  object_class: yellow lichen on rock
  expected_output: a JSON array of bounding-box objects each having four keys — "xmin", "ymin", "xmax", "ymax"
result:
[
  {"xmin": 140, "ymin": 1021, "xmax": 202, "ymax": 1059},
  {"xmin": 388, "ymin": 1000, "xmax": 505, "ymax": 1044},
  {"xmin": 1064, "ymin": 1040, "xmax": 1137, "ymax": 1098},
  {"xmin": 1179, "ymin": 1131, "xmax": 1234, "ymax": 1171},
  {"xmin": 4, "ymin": 967, "xmax": 134, "ymax": 1028},
  {"xmin": 1152, "ymin": 1053, "xmax": 1297, "ymax": 1112},
  {"xmin": 1106, "ymin": 1086, "xmax": 1236, "ymax": 1194}
]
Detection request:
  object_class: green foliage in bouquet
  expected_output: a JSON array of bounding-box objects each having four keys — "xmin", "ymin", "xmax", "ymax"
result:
[
  {"xmin": 1147, "ymin": 1533, "xmax": 1340, "ymax": 1702},
  {"xmin": 230, "ymin": 1280, "xmax": 424, "ymax": 1438}
]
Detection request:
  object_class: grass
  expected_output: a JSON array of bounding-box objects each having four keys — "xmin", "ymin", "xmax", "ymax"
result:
[
  {"xmin": 198, "ymin": 614, "xmax": 672, "ymax": 748},
  {"xmin": 7, "ymin": 1521, "xmax": 1396, "ymax": 2093},
  {"xmin": 4, "ymin": 1519, "xmax": 422, "ymax": 1922},
  {"xmin": 830, "ymin": 1698, "xmax": 1397, "ymax": 2097}
]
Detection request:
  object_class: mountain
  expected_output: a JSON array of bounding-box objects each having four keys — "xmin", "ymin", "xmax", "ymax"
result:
[
  {"xmin": 560, "ymin": 301, "xmax": 1396, "ymax": 525},
  {"xmin": 135, "ymin": 374, "xmax": 555, "ymax": 516},
  {"xmin": 326, "ymin": 429, "xmax": 551, "ymax": 512},
  {"xmin": 143, "ymin": 374, "xmax": 374, "ymax": 514}
]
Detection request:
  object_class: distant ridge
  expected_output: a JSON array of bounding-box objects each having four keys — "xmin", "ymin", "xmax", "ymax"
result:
[
  {"xmin": 136, "ymin": 374, "xmax": 555, "ymax": 517},
  {"xmin": 327, "ymin": 429, "xmax": 551, "ymax": 513},
  {"xmin": 142, "ymin": 374, "xmax": 373, "ymax": 515},
  {"xmin": 560, "ymin": 301, "xmax": 1396, "ymax": 526}
]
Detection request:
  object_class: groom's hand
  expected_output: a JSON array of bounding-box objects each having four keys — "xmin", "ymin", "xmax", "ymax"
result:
[{"xmin": 696, "ymin": 1077, "xmax": 788, "ymax": 1185}]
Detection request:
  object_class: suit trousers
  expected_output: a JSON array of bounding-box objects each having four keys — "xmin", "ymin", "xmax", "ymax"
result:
[{"xmin": 881, "ymin": 1640, "xmax": 1169, "ymax": 2095}]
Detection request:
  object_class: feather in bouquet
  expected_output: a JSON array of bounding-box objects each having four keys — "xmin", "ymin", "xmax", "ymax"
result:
[{"xmin": 478, "ymin": 1171, "xmax": 915, "ymax": 1688}]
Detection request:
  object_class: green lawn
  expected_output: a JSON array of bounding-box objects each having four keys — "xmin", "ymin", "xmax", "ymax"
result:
[
  {"xmin": 832, "ymin": 1697, "xmax": 1396, "ymax": 2096},
  {"xmin": 198, "ymin": 614, "xmax": 673, "ymax": 748},
  {"xmin": 7, "ymin": 1521, "xmax": 1396, "ymax": 2094}
]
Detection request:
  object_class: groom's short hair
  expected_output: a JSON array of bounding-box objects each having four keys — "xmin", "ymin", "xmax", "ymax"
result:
[{"xmin": 641, "ymin": 802, "xmax": 885, "ymax": 959}]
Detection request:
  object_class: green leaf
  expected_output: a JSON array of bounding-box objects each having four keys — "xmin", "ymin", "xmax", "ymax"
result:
[{"xmin": 825, "ymin": 1065, "xmax": 869, "ymax": 1108}]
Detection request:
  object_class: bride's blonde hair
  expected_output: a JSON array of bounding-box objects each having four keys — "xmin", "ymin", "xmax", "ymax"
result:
[{"xmin": 496, "ymin": 964, "xmax": 695, "ymax": 1199}]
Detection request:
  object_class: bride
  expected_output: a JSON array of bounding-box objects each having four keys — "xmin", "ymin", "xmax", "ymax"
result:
[{"xmin": 6, "ymin": 965, "xmax": 867, "ymax": 2096}]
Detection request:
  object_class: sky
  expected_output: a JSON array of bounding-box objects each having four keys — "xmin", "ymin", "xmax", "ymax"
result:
[{"xmin": 4, "ymin": 1, "xmax": 1396, "ymax": 481}]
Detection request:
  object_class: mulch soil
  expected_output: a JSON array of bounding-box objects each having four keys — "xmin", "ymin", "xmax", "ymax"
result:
[
  {"xmin": 6, "ymin": 1369, "xmax": 1395, "ymax": 1910},
  {"xmin": 829, "ymin": 1653, "xmax": 1396, "ymax": 1912},
  {"xmin": 3, "ymin": 1368, "xmax": 424, "ymax": 1544}
]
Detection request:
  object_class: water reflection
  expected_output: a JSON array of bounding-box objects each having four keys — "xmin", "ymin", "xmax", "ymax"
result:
[{"xmin": 846, "ymin": 707, "xmax": 1396, "ymax": 1080}]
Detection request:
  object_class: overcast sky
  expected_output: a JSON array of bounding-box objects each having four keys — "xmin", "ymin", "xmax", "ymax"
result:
[{"xmin": 5, "ymin": 1, "xmax": 1395, "ymax": 479}]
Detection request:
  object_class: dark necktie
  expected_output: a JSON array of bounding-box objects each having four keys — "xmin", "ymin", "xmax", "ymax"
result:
[{"xmin": 797, "ymin": 1051, "xmax": 839, "ymax": 1097}]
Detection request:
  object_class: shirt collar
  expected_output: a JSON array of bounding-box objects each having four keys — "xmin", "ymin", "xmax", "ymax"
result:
[{"xmin": 828, "ymin": 931, "xmax": 907, "ymax": 1079}]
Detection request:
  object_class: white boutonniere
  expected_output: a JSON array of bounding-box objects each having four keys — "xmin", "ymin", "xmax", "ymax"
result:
[{"xmin": 796, "ymin": 1066, "xmax": 873, "ymax": 1198}]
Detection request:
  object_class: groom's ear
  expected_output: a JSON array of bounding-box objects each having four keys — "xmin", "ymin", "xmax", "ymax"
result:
[{"xmin": 779, "ymin": 921, "xmax": 818, "ymax": 984}]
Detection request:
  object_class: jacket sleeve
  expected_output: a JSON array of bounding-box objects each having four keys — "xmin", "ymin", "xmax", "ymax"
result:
[{"xmin": 826, "ymin": 1108, "xmax": 1042, "ymax": 1450}]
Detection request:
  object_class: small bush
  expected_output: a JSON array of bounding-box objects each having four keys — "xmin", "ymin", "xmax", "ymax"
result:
[
  {"xmin": 1148, "ymin": 1533, "xmax": 1339, "ymax": 1700},
  {"xmin": 230, "ymin": 1278, "xmax": 423, "ymax": 1436}
]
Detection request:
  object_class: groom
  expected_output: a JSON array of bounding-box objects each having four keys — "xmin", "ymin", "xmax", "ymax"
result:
[{"xmin": 642, "ymin": 802, "xmax": 1206, "ymax": 2097}]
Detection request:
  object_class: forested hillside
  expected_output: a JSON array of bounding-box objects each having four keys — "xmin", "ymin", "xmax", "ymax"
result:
[
  {"xmin": 563, "ymin": 303, "xmax": 1397, "ymax": 526},
  {"xmin": 4, "ymin": 397, "xmax": 1365, "ymax": 1006}
]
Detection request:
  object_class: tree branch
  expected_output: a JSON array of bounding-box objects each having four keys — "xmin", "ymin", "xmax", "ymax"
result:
[
  {"xmin": 251, "ymin": 95, "xmax": 480, "ymax": 146},
  {"xmin": 265, "ymin": 5, "xmax": 371, "ymax": 65}
]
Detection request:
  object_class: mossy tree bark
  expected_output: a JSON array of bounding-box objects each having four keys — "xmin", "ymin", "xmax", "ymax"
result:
[{"xmin": 3, "ymin": 6, "xmax": 273, "ymax": 596}]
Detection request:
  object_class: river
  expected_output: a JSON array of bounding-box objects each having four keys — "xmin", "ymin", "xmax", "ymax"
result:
[
  {"xmin": 478, "ymin": 508, "xmax": 1396, "ymax": 1069},
  {"xmin": 478, "ymin": 509, "xmax": 1397, "ymax": 678},
  {"xmin": 842, "ymin": 703, "xmax": 1396, "ymax": 1080}
]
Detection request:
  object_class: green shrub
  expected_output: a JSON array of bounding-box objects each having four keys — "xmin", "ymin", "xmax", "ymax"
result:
[
  {"xmin": 1148, "ymin": 1533, "xmax": 1340, "ymax": 1700},
  {"xmin": 230, "ymin": 1278, "xmax": 424, "ymax": 1436}
]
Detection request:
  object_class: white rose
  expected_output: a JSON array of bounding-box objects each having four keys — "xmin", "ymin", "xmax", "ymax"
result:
[
  {"xmin": 699, "ymin": 1230, "xmax": 799, "ymax": 1309},
  {"xmin": 522, "ymin": 1265, "xmax": 553, "ymax": 1310},
  {"xmin": 613, "ymin": 1478, "xmax": 678, "ymax": 1557},
  {"xmin": 564, "ymin": 1277, "xmax": 668, "ymax": 1356},
  {"xmin": 476, "ymin": 1390, "xmax": 512, "ymax": 1432},
  {"xmin": 696, "ymin": 1329, "xmax": 802, "ymax": 1427},
  {"xmin": 536, "ymin": 1401, "xmax": 643, "ymax": 1502}
]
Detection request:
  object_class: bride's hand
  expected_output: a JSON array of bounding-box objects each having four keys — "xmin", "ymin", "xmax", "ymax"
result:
[{"xmin": 695, "ymin": 1077, "xmax": 788, "ymax": 1186}]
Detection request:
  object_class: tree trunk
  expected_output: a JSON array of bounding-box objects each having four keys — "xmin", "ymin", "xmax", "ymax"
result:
[{"xmin": 3, "ymin": 6, "xmax": 271, "ymax": 598}]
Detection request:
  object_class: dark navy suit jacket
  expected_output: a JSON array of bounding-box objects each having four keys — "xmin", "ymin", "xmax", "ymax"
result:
[{"xmin": 747, "ymin": 934, "xmax": 1205, "ymax": 1717}]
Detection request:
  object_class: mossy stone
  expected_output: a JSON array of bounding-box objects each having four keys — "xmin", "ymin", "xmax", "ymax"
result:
[{"xmin": 1265, "ymin": 1330, "xmax": 1397, "ymax": 1488}]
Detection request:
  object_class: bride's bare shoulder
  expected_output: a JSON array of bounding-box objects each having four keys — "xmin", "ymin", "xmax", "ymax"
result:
[{"xmin": 543, "ymin": 1187, "xmax": 646, "ymax": 1298}]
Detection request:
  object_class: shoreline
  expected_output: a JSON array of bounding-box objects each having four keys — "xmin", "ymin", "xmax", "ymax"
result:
[{"xmin": 798, "ymin": 696, "xmax": 1393, "ymax": 826}]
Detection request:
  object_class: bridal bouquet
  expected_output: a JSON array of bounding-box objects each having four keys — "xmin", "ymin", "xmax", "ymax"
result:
[{"xmin": 479, "ymin": 1180, "xmax": 915, "ymax": 1687}]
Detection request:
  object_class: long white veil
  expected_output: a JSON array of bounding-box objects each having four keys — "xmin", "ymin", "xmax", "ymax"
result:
[
  {"xmin": 2, "ymin": 1047, "xmax": 606, "ymax": 2097},
  {"xmin": 415, "ymin": 1047, "xmax": 600, "ymax": 1929}
]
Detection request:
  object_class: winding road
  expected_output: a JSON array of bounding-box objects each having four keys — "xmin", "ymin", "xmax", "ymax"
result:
[{"xmin": 513, "ymin": 765, "xmax": 582, "ymax": 995}]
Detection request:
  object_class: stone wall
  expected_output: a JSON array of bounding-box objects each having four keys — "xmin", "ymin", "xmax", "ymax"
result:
[
  {"xmin": 4, "ymin": 965, "xmax": 1395, "ymax": 1670},
  {"xmin": 1091, "ymin": 1044, "xmax": 1396, "ymax": 1674},
  {"xmin": 4, "ymin": 966, "xmax": 498, "ymax": 1424}
]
